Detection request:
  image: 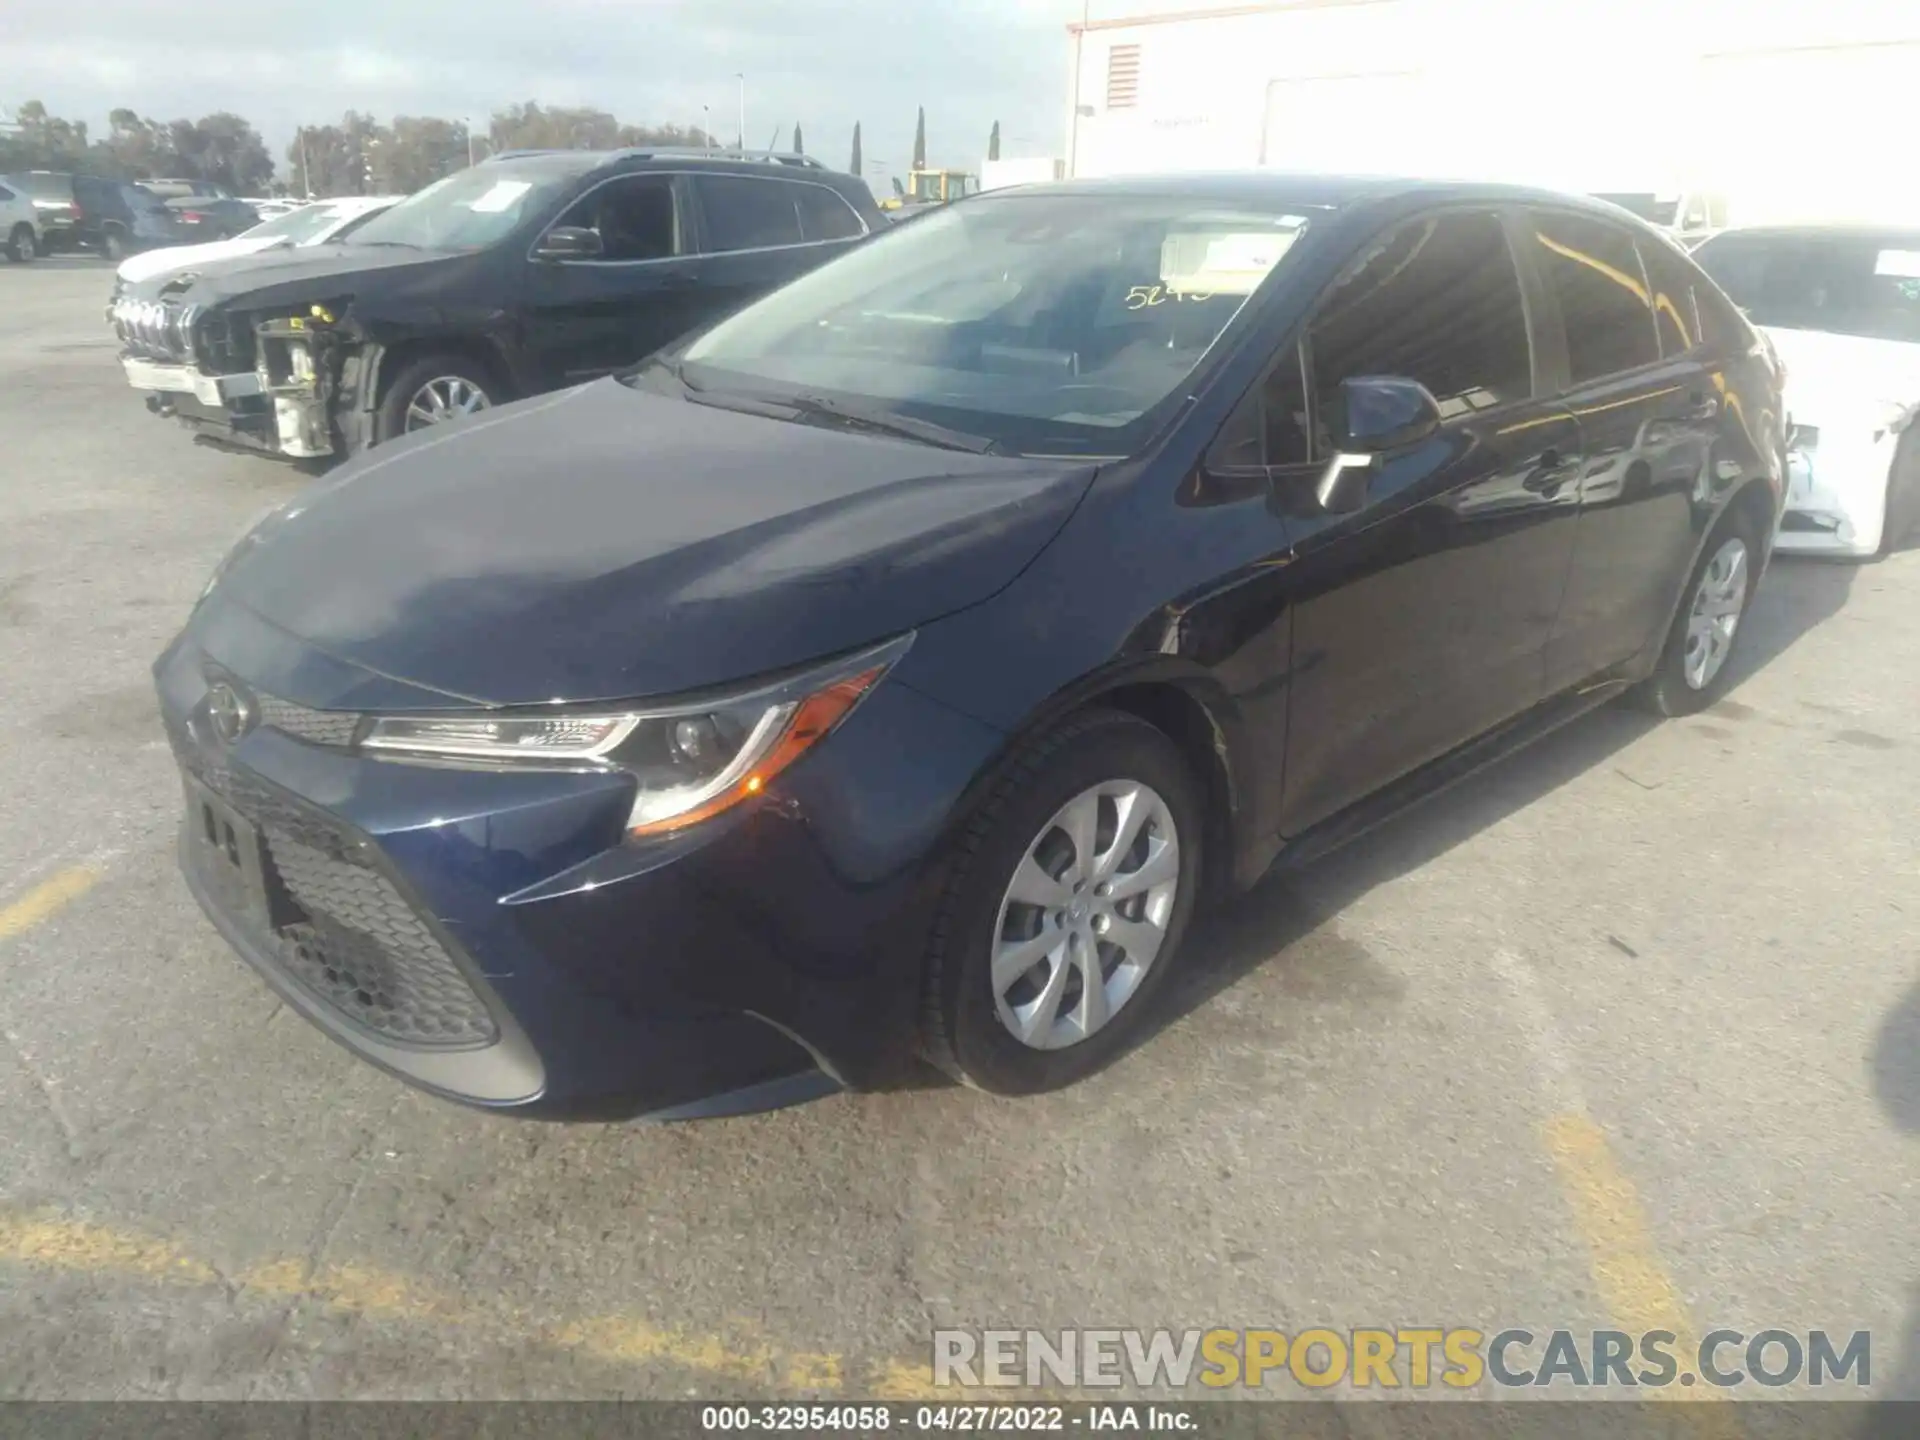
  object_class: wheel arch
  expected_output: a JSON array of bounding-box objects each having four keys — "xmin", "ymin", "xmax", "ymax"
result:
[{"xmin": 368, "ymin": 335, "xmax": 516, "ymax": 409}]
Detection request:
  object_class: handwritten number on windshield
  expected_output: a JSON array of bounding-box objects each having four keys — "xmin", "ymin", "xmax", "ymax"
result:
[{"xmin": 1125, "ymin": 285, "xmax": 1215, "ymax": 310}]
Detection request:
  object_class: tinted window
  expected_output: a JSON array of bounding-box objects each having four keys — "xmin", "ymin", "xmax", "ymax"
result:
[
  {"xmin": 697, "ymin": 175, "xmax": 805, "ymax": 252},
  {"xmin": 1638, "ymin": 239, "xmax": 1702, "ymax": 358},
  {"xmin": 1213, "ymin": 342, "xmax": 1311, "ymax": 469},
  {"xmin": 1530, "ymin": 212, "xmax": 1659, "ymax": 382},
  {"xmin": 1692, "ymin": 231, "xmax": 1920, "ymax": 345},
  {"xmin": 1309, "ymin": 210, "xmax": 1532, "ymax": 427},
  {"xmin": 0, "ymin": 184, "xmax": 13, "ymax": 202},
  {"xmin": 793, "ymin": 184, "xmax": 864, "ymax": 242},
  {"xmin": 551, "ymin": 175, "xmax": 679, "ymax": 261}
]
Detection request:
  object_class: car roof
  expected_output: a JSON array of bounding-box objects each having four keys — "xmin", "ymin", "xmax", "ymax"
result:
[
  {"xmin": 481, "ymin": 148, "xmax": 866, "ymax": 188},
  {"xmin": 980, "ymin": 171, "xmax": 1660, "ymax": 217},
  {"xmin": 1699, "ymin": 223, "xmax": 1920, "ymax": 245}
]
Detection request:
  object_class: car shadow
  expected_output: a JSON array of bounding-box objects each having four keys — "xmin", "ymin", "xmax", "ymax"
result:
[
  {"xmin": 1152, "ymin": 551, "xmax": 1861, "ymax": 1044},
  {"xmin": 1865, "ymin": 983, "xmax": 1920, "ymax": 1415}
]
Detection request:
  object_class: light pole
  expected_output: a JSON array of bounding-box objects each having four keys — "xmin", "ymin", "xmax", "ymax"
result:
[
  {"xmin": 735, "ymin": 73, "xmax": 746, "ymax": 152},
  {"xmin": 298, "ymin": 126, "xmax": 312, "ymax": 198},
  {"xmin": 702, "ymin": 105, "xmax": 713, "ymax": 149},
  {"xmin": 1068, "ymin": 0, "xmax": 1090, "ymax": 178},
  {"xmin": 466, "ymin": 117, "xmax": 477, "ymax": 167}
]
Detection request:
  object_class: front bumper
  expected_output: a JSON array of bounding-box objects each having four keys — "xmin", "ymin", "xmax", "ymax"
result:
[
  {"xmin": 121, "ymin": 357, "xmax": 261, "ymax": 408},
  {"xmin": 1774, "ymin": 437, "xmax": 1894, "ymax": 557},
  {"xmin": 155, "ymin": 598, "xmax": 1007, "ymax": 1119}
]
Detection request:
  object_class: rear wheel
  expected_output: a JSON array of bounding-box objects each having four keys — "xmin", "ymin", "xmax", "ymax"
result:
[
  {"xmin": 4, "ymin": 224, "xmax": 34, "ymax": 262},
  {"xmin": 920, "ymin": 710, "xmax": 1203, "ymax": 1095},
  {"xmin": 99, "ymin": 228, "xmax": 129, "ymax": 261},
  {"xmin": 1635, "ymin": 509, "xmax": 1760, "ymax": 717},
  {"xmin": 1876, "ymin": 430, "xmax": 1920, "ymax": 559},
  {"xmin": 374, "ymin": 352, "xmax": 499, "ymax": 445}
]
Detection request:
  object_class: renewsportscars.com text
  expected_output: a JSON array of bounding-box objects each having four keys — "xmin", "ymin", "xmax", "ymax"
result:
[{"xmin": 933, "ymin": 1327, "xmax": 1872, "ymax": 1391}]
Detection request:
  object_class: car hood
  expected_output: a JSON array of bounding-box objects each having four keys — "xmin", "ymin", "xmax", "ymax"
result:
[
  {"xmin": 116, "ymin": 242, "xmax": 463, "ymax": 307},
  {"xmin": 1763, "ymin": 325, "xmax": 1920, "ymax": 426},
  {"xmin": 116, "ymin": 234, "xmax": 286, "ymax": 284},
  {"xmin": 209, "ymin": 379, "xmax": 1097, "ymax": 708}
]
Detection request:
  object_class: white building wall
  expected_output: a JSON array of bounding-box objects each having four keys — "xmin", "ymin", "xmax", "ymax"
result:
[{"xmin": 1066, "ymin": 0, "xmax": 1920, "ymax": 223}]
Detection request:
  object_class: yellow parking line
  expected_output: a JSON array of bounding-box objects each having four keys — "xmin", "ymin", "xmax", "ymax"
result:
[
  {"xmin": 0, "ymin": 1208, "xmax": 900, "ymax": 1393},
  {"xmin": 1542, "ymin": 1114, "xmax": 1742, "ymax": 1438},
  {"xmin": 0, "ymin": 866, "xmax": 100, "ymax": 942}
]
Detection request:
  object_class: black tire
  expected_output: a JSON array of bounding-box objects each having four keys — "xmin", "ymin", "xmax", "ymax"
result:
[
  {"xmin": 1634, "ymin": 506, "xmax": 1763, "ymax": 717},
  {"xmin": 1875, "ymin": 430, "xmax": 1920, "ymax": 560},
  {"xmin": 5, "ymin": 224, "xmax": 34, "ymax": 262},
  {"xmin": 373, "ymin": 351, "xmax": 501, "ymax": 446},
  {"xmin": 920, "ymin": 708, "xmax": 1205, "ymax": 1096},
  {"xmin": 99, "ymin": 228, "xmax": 128, "ymax": 262}
]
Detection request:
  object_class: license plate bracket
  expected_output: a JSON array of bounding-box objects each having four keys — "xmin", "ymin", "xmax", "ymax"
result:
[{"xmin": 185, "ymin": 778, "xmax": 273, "ymax": 932}]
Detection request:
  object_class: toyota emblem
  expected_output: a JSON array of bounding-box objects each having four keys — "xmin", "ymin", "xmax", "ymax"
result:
[{"xmin": 205, "ymin": 682, "xmax": 255, "ymax": 745}]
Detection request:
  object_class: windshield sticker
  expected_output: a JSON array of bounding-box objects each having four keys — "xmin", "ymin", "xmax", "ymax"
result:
[
  {"xmin": 1873, "ymin": 249, "xmax": 1920, "ymax": 279},
  {"xmin": 1161, "ymin": 228, "xmax": 1302, "ymax": 296},
  {"xmin": 468, "ymin": 181, "xmax": 533, "ymax": 214}
]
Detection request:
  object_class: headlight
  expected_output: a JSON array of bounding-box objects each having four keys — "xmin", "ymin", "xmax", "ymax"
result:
[{"xmin": 361, "ymin": 634, "xmax": 912, "ymax": 837}]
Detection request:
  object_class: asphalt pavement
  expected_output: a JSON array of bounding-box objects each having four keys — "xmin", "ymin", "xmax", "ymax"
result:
[{"xmin": 1, "ymin": 257, "xmax": 1915, "ymax": 1402}]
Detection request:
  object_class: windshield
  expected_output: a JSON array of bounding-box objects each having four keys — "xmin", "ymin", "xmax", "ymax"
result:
[
  {"xmin": 1694, "ymin": 231, "xmax": 1920, "ymax": 344},
  {"xmin": 670, "ymin": 193, "xmax": 1308, "ymax": 456},
  {"xmin": 239, "ymin": 203, "xmax": 364, "ymax": 244},
  {"xmin": 344, "ymin": 164, "xmax": 573, "ymax": 250}
]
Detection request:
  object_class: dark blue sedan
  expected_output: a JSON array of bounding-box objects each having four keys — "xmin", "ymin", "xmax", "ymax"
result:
[{"xmin": 157, "ymin": 175, "xmax": 1786, "ymax": 1119}]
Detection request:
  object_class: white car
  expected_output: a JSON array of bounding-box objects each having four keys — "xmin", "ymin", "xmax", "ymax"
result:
[
  {"xmin": 0, "ymin": 175, "xmax": 41, "ymax": 261},
  {"xmin": 244, "ymin": 197, "xmax": 303, "ymax": 221},
  {"xmin": 113, "ymin": 196, "xmax": 402, "ymax": 285},
  {"xmin": 1693, "ymin": 224, "xmax": 1920, "ymax": 559}
]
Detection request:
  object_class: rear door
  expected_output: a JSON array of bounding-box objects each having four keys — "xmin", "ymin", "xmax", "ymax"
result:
[
  {"xmin": 687, "ymin": 173, "xmax": 871, "ymax": 327},
  {"xmin": 519, "ymin": 172, "xmax": 705, "ymax": 386},
  {"xmin": 1525, "ymin": 209, "xmax": 1718, "ymax": 692},
  {"xmin": 1276, "ymin": 207, "xmax": 1584, "ymax": 834}
]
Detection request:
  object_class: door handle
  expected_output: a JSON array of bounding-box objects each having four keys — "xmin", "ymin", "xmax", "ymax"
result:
[{"xmin": 1682, "ymin": 392, "xmax": 1720, "ymax": 421}]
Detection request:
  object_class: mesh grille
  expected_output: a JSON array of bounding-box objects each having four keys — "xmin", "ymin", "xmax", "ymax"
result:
[
  {"xmin": 258, "ymin": 695, "xmax": 360, "ymax": 748},
  {"xmin": 268, "ymin": 834, "xmax": 498, "ymax": 1046},
  {"xmin": 172, "ymin": 718, "xmax": 498, "ymax": 1049}
]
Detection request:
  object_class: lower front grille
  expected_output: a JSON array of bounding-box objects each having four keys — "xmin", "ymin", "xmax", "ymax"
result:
[{"xmin": 174, "ymin": 726, "xmax": 497, "ymax": 1049}]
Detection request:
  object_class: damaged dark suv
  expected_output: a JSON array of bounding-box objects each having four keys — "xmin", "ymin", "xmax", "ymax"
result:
[{"xmin": 108, "ymin": 148, "xmax": 881, "ymax": 461}]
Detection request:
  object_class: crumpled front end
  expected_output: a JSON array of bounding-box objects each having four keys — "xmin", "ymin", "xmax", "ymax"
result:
[{"xmin": 1776, "ymin": 416, "xmax": 1906, "ymax": 556}]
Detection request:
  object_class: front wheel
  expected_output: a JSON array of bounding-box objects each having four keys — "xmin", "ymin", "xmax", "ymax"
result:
[
  {"xmin": 920, "ymin": 709, "xmax": 1204, "ymax": 1096},
  {"xmin": 5, "ymin": 224, "xmax": 34, "ymax": 262},
  {"xmin": 1635, "ymin": 512, "xmax": 1760, "ymax": 717},
  {"xmin": 1876, "ymin": 430, "xmax": 1920, "ymax": 559},
  {"xmin": 374, "ymin": 352, "xmax": 499, "ymax": 445}
]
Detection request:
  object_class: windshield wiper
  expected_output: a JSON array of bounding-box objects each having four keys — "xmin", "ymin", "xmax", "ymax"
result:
[{"xmin": 783, "ymin": 394, "xmax": 997, "ymax": 453}]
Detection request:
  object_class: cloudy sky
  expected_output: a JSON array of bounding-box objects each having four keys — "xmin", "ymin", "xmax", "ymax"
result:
[{"xmin": 1, "ymin": 0, "xmax": 1136, "ymax": 185}]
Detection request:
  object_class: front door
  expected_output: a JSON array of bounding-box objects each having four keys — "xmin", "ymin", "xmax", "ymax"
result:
[
  {"xmin": 1522, "ymin": 209, "xmax": 1715, "ymax": 692},
  {"xmin": 520, "ymin": 173, "xmax": 706, "ymax": 387},
  {"xmin": 1276, "ymin": 208, "xmax": 1584, "ymax": 835}
]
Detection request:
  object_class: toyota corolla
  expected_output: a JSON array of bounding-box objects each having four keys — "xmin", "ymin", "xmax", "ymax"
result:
[{"xmin": 157, "ymin": 176, "xmax": 1785, "ymax": 1119}]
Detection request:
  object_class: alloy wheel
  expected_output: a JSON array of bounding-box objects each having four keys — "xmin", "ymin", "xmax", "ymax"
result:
[
  {"xmin": 13, "ymin": 229, "xmax": 33, "ymax": 261},
  {"xmin": 991, "ymin": 780, "xmax": 1180, "ymax": 1051},
  {"xmin": 404, "ymin": 376, "xmax": 492, "ymax": 431},
  {"xmin": 1683, "ymin": 536, "xmax": 1749, "ymax": 690}
]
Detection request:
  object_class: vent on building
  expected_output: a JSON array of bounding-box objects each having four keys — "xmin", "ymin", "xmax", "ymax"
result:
[{"xmin": 1106, "ymin": 44, "xmax": 1141, "ymax": 109}]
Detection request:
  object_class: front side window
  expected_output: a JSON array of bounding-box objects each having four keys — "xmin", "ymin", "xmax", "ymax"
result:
[
  {"xmin": 1530, "ymin": 212, "xmax": 1660, "ymax": 382},
  {"xmin": 696, "ymin": 175, "xmax": 805, "ymax": 252},
  {"xmin": 1692, "ymin": 231, "xmax": 1920, "ymax": 346},
  {"xmin": 670, "ymin": 193, "xmax": 1309, "ymax": 457},
  {"xmin": 1309, "ymin": 209, "xmax": 1533, "ymax": 431},
  {"xmin": 549, "ymin": 175, "xmax": 681, "ymax": 261}
]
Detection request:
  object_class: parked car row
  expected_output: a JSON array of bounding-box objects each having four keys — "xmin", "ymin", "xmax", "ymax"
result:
[
  {"xmin": 153, "ymin": 166, "xmax": 1831, "ymax": 1121},
  {"xmin": 0, "ymin": 170, "xmax": 263, "ymax": 261}
]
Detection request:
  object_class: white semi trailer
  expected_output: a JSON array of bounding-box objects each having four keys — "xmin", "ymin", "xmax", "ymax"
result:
[{"xmin": 1065, "ymin": 0, "xmax": 1920, "ymax": 231}]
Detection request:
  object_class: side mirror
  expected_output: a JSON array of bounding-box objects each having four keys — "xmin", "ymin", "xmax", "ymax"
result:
[
  {"xmin": 534, "ymin": 226, "xmax": 604, "ymax": 261},
  {"xmin": 1314, "ymin": 375, "xmax": 1442, "ymax": 514}
]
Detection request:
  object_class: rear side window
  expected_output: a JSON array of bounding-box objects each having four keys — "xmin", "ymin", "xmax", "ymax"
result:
[
  {"xmin": 1528, "ymin": 212, "xmax": 1659, "ymax": 382},
  {"xmin": 696, "ymin": 175, "xmax": 805, "ymax": 252},
  {"xmin": 793, "ymin": 184, "xmax": 866, "ymax": 242},
  {"xmin": 1309, "ymin": 209, "xmax": 1533, "ymax": 426},
  {"xmin": 0, "ymin": 184, "xmax": 14, "ymax": 202},
  {"xmin": 1638, "ymin": 239, "xmax": 1703, "ymax": 358}
]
